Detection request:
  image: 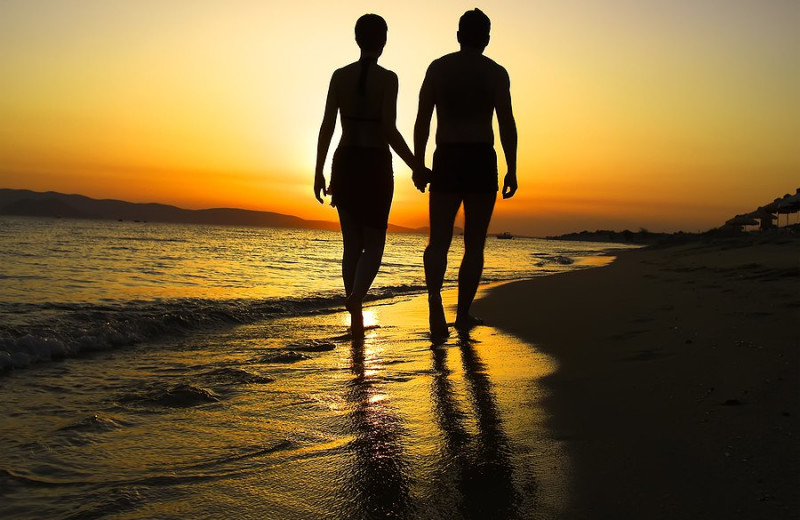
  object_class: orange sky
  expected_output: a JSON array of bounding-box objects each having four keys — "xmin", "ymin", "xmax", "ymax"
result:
[{"xmin": 1, "ymin": 0, "xmax": 797, "ymax": 236}]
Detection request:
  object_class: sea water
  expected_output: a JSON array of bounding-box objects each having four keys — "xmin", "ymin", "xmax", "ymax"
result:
[
  {"xmin": 0, "ymin": 216, "xmax": 625, "ymax": 368},
  {"xmin": 0, "ymin": 216, "xmax": 631, "ymax": 519}
]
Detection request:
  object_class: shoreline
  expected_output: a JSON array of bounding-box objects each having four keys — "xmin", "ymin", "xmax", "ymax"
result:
[{"xmin": 473, "ymin": 236, "xmax": 800, "ymax": 519}]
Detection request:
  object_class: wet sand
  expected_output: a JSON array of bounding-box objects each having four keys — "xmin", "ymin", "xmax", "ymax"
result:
[
  {"xmin": 473, "ymin": 236, "xmax": 800, "ymax": 519},
  {"xmin": 1, "ymin": 288, "xmax": 568, "ymax": 519}
]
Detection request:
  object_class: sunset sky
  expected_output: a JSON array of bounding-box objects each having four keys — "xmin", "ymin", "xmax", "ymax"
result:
[{"xmin": 1, "ymin": 0, "xmax": 797, "ymax": 236}]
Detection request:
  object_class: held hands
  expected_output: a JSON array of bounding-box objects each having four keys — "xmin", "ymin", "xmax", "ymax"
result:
[
  {"xmin": 412, "ymin": 166, "xmax": 432, "ymax": 193},
  {"xmin": 502, "ymin": 172, "xmax": 518, "ymax": 199},
  {"xmin": 314, "ymin": 172, "xmax": 327, "ymax": 204}
]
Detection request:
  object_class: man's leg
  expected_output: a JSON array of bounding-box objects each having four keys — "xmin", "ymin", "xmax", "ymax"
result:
[
  {"xmin": 424, "ymin": 192, "xmax": 462, "ymax": 341},
  {"xmin": 455, "ymin": 192, "xmax": 496, "ymax": 328}
]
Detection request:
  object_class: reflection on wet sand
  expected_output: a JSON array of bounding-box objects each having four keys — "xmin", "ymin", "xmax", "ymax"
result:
[
  {"xmin": 339, "ymin": 337, "xmax": 416, "ymax": 520},
  {"xmin": 0, "ymin": 291, "xmax": 563, "ymax": 519},
  {"xmin": 431, "ymin": 331, "xmax": 521, "ymax": 519},
  {"xmin": 334, "ymin": 317, "xmax": 558, "ymax": 520}
]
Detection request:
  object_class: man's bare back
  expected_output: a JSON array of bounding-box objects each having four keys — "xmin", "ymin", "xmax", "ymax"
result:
[{"xmin": 421, "ymin": 51, "xmax": 511, "ymax": 145}]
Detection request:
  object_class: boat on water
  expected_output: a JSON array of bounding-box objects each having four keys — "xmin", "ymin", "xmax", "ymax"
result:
[{"xmin": 497, "ymin": 231, "xmax": 513, "ymax": 239}]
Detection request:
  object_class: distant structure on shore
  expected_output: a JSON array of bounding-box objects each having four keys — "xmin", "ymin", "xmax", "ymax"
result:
[
  {"xmin": 724, "ymin": 188, "xmax": 800, "ymax": 232},
  {"xmin": 549, "ymin": 187, "xmax": 800, "ymax": 244}
]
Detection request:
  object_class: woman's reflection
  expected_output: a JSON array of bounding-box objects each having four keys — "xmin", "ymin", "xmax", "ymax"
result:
[{"xmin": 339, "ymin": 337, "xmax": 415, "ymax": 519}]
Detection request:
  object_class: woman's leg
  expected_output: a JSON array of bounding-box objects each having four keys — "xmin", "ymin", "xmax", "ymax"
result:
[
  {"xmin": 337, "ymin": 208, "xmax": 363, "ymax": 298},
  {"xmin": 338, "ymin": 208, "xmax": 386, "ymax": 334},
  {"xmin": 346, "ymin": 225, "xmax": 387, "ymax": 334}
]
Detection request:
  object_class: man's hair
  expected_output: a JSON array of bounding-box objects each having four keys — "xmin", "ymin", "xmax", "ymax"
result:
[
  {"xmin": 355, "ymin": 14, "xmax": 387, "ymax": 52},
  {"xmin": 458, "ymin": 8, "xmax": 490, "ymax": 49}
]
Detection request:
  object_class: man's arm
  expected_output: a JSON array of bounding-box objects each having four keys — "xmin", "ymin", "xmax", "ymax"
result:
[
  {"xmin": 314, "ymin": 72, "xmax": 338, "ymax": 203},
  {"xmin": 495, "ymin": 67, "xmax": 518, "ymax": 199},
  {"xmin": 413, "ymin": 65, "xmax": 435, "ymax": 192}
]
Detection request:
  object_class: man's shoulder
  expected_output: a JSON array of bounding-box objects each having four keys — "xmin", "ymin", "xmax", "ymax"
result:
[
  {"xmin": 430, "ymin": 52, "xmax": 507, "ymax": 73},
  {"xmin": 480, "ymin": 55, "xmax": 508, "ymax": 75},
  {"xmin": 433, "ymin": 51, "xmax": 461, "ymax": 62},
  {"xmin": 428, "ymin": 52, "xmax": 458, "ymax": 71}
]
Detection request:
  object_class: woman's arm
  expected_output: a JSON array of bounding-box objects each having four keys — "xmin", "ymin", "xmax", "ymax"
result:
[
  {"xmin": 380, "ymin": 72, "xmax": 418, "ymax": 172},
  {"xmin": 412, "ymin": 65, "xmax": 435, "ymax": 193},
  {"xmin": 315, "ymin": 72, "xmax": 339, "ymax": 203}
]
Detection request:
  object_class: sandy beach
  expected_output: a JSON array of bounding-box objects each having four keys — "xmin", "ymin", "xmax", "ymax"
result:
[{"xmin": 474, "ymin": 235, "xmax": 800, "ymax": 519}]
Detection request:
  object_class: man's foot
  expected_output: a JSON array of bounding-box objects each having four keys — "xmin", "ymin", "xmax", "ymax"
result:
[
  {"xmin": 428, "ymin": 294, "xmax": 449, "ymax": 344},
  {"xmin": 454, "ymin": 314, "xmax": 483, "ymax": 330},
  {"xmin": 346, "ymin": 296, "xmax": 365, "ymax": 337}
]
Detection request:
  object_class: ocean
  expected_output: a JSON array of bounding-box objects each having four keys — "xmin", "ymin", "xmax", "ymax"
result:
[
  {"xmin": 0, "ymin": 216, "xmax": 630, "ymax": 519},
  {"xmin": 0, "ymin": 216, "xmax": 623, "ymax": 369}
]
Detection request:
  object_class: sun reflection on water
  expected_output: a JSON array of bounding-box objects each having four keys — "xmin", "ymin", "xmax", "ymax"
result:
[
  {"xmin": 342, "ymin": 309, "xmax": 379, "ymax": 329},
  {"xmin": 368, "ymin": 393, "xmax": 387, "ymax": 404}
]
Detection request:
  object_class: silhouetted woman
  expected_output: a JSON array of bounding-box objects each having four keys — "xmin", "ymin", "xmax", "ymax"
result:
[{"xmin": 314, "ymin": 14, "xmax": 420, "ymax": 335}]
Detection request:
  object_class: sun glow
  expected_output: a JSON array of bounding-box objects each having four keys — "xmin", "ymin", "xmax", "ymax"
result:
[{"xmin": 1, "ymin": 0, "xmax": 797, "ymax": 235}]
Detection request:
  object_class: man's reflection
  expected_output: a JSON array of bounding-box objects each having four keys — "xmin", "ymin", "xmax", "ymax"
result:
[{"xmin": 431, "ymin": 331, "xmax": 521, "ymax": 519}]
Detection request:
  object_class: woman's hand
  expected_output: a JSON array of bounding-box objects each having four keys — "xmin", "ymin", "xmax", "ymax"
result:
[{"xmin": 314, "ymin": 172, "xmax": 327, "ymax": 203}]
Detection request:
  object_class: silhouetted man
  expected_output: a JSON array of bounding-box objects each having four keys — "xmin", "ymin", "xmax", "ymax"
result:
[{"xmin": 414, "ymin": 8, "xmax": 517, "ymax": 342}]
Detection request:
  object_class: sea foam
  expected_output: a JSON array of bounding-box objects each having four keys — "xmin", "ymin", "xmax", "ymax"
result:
[{"xmin": 0, "ymin": 288, "xmax": 427, "ymax": 373}]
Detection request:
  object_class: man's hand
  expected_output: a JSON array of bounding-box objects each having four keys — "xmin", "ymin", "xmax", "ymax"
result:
[
  {"xmin": 501, "ymin": 172, "xmax": 517, "ymax": 199},
  {"xmin": 412, "ymin": 167, "xmax": 432, "ymax": 193},
  {"xmin": 314, "ymin": 172, "xmax": 327, "ymax": 203}
]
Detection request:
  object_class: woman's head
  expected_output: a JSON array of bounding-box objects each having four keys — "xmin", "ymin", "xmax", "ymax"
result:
[{"xmin": 355, "ymin": 14, "xmax": 387, "ymax": 52}]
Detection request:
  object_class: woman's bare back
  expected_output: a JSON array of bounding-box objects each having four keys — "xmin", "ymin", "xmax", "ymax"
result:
[{"xmin": 333, "ymin": 61, "xmax": 396, "ymax": 148}]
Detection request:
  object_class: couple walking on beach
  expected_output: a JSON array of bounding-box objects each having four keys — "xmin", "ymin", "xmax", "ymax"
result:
[{"xmin": 314, "ymin": 9, "xmax": 518, "ymax": 343}]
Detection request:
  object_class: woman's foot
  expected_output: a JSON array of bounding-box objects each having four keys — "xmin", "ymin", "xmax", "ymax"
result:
[
  {"xmin": 428, "ymin": 293, "xmax": 449, "ymax": 344},
  {"xmin": 346, "ymin": 296, "xmax": 365, "ymax": 337}
]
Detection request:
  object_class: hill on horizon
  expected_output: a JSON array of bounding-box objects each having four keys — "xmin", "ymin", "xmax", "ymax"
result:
[{"xmin": 0, "ymin": 188, "xmax": 427, "ymax": 234}]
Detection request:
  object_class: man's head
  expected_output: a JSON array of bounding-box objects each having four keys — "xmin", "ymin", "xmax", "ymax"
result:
[
  {"xmin": 457, "ymin": 8, "xmax": 490, "ymax": 50},
  {"xmin": 355, "ymin": 14, "xmax": 387, "ymax": 53}
]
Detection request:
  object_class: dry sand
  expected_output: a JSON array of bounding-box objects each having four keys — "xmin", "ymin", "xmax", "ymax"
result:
[{"xmin": 473, "ymin": 236, "xmax": 799, "ymax": 519}]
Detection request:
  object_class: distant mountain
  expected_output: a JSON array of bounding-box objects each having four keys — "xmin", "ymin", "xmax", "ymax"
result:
[
  {"xmin": 0, "ymin": 196, "xmax": 89, "ymax": 219},
  {"xmin": 0, "ymin": 189, "xmax": 425, "ymax": 234}
]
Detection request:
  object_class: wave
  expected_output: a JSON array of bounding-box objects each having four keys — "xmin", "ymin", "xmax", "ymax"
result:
[
  {"xmin": 114, "ymin": 236, "xmax": 190, "ymax": 243},
  {"xmin": 119, "ymin": 383, "xmax": 221, "ymax": 408},
  {"xmin": 531, "ymin": 252, "xmax": 575, "ymax": 266},
  {"xmin": 0, "ymin": 246, "xmax": 618, "ymax": 374},
  {"xmin": 0, "ymin": 284, "xmax": 427, "ymax": 373}
]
